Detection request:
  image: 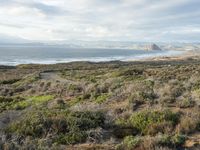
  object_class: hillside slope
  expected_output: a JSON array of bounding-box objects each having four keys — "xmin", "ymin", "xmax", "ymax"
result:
[{"xmin": 0, "ymin": 60, "xmax": 200, "ymax": 150}]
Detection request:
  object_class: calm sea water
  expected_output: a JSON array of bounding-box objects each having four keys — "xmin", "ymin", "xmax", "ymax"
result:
[{"xmin": 0, "ymin": 45, "xmax": 183, "ymax": 66}]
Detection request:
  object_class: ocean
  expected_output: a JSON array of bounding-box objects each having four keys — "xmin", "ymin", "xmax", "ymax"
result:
[{"xmin": 0, "ymin": 45, "xmax": 183, "ymax": 66}]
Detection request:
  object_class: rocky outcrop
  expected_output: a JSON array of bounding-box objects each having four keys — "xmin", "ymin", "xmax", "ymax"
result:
[{"xmin": 145, "ymin": 43, "xmax": 162, "ymax": 51}]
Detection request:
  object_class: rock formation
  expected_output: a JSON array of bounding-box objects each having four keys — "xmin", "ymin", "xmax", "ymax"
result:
[{"xmin": 146, "ymin": 43, "xmax": 162, "ymax": 51}]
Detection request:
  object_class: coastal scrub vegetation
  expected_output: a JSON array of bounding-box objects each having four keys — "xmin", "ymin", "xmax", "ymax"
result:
[{"xmin": 0, "ymin": 60, "xmax": 200, "ymax": 149}]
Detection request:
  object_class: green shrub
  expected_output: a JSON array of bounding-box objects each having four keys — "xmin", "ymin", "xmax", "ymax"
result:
[
  {"xmin": 128, "ymin": 82, "xmax": 156, "ymax": 107},
  {"xmin": 119, "ymin": 69, "xmax": 143, "ymax": 76},
  {"xmin": 6, "ymin": 110, "xmax": 105, "ymax": 145},
  {"xmin": 95, "ymin": 94, "xmax": 110, "ymax": 104},
  {"xmin": 13, "ymin": 74, "xmax": 39, "ymax": 87},
  {"xmin": 177, "ymin": 98, "xmax": 195, "ymax": 108},
  {"xmin": 158, "ymin": 134, "xmax": 186, "ymax": 147},
  {"xmin": 139, "ymin": 91, "xmax": 156, "ymax": 101},
  {"xmin": 70, "ymin": 111, "xmax": 105, "ymax": 130},
  {"xmin": 115, "ymin": 118, "xmax": 129, "ymax": 128},
  {"xmin": 0, "ymin": 96, "xmax": 15, "ymax": 103},
  {"xmin": 146, "ymin": 121, "xmax": 173, "ymax": 135},
  {"xmin": 7, "ymin": 111, "xmax": 48, "ymax": 137},
  {"xmin": 68, "ymin": 84, "xmax": 83, "ymax": 93},
  {"xmin": 69, "ymin": 96, "xmax": 83, "ymax": 106},
  {"xmin": 160, "ymin": 96, "xmax": 175, "ymax": 105},
  {"xmin": 128, "ymin": 110, "xmax": 179, "ymax": 135},
  {"xmin": 115, "ymin": 110, "xmax": 179, "ymax": 135},
  {"xmin": 0, "ymin": 95, "xmax": 53, "ymax": 112},
  {"xmin": 116, "ymin": 136, "xmax": 141, "ymax": 150},
  {"xmin": 192, "ymin": 81, "xmax": 200, "ymax": 91},
  {"xmin": 0, "ymin": 79, "xmax": 20, "ymax": 85},
  {"xmin": 171, "ymin": 86, "xmax": 185, "ymax": 98},
  {"xmin": 179, "ymin": 117, "xmax": 199, "ymax": 134},
  {"xmin": 82, "ymin": 93, "xmax": 91, "ymax": 99},
  {"xmin": 171, "ymin": 134, "xmax": 186, "ymax": 146},
  {"xmin": 55, "ymin": 131, "xmax": 87, "ymax": 145},
  {"xmin": 12, "ymin": 95, "xmax": 54, "ymax": 110},
  {"xmin": 197, "ymin": 121, "xmax": 200, "ymax": 131},
  {"xmin": 158, "ymin": 134, "xmax": 172, "ymax": 146},
  {"xmin": 0, "ymin": 96, "xmax": 25, "ymax": 112}
]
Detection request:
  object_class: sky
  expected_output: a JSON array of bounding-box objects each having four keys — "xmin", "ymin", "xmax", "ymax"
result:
[{"xmin": 0, "ymin": 0, "xmax": 200, "ymax": 43}]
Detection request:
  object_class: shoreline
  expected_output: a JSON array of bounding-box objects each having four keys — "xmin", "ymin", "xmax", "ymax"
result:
[
  {"xmin": 1, "ymin": 50, "xmax": 199, "ymax": 67},
  {"xmin": 142, "ymin": 50, "xmax": 200, "ymax": 61}
]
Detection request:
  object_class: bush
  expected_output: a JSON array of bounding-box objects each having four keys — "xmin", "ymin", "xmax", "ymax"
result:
[
  {"xmin": 6, "ymin": 110, "xmax": 105, "ymax": 145},
  {"xmin": 70, "ymin": 111, "xmax": 105, "ymax": 130},
  {"xmin": 197, "ymin": 121, "xmax": 200, "ymax": 131},
  {"xmin": 116, "ymin": 136, "xmax": 141, "ymax": 150},
  {"xmin": 7, "ymin": 113, "xmax": 44, "ymax": 137},
  {"xmin": 0, "ymin": 79, "xmax": 20, "ymax": 85},
  {"xmin": 128, "ymin": 91, "xmax": 156, "ymax": 111},
  {"xmin": 128, "ymin": 110, "xmax": 179, "ymax": 135},
  {"xmin": 95, "ymin": 94, "xmax": 110, "ymax": 104},
  {"xmin": 12, "ymin": 95, "xmax": 54, "ymax": 110},
  {"xmin": 158, "ymin": 134, "xmax": 172, "ymax": 146},
  {"xmin": 0, "ymin": 96, "xmax": 25, "ymax": 112},
  {"xmin": 55, "ymin": 131, "xmax": 87, "ymax": 145},
  {"xmin": 179, "ymin": 116, "xmax": 199, "ymax": 134},
  {"xmin": 0, "ymin": 96, "xmax": 15, "ymax": 103},
  {"xmin": 118, "ymin": 69, "xmax": 143, "ymax": 76},
  {"xmin": 171, "ymin": 86, "xmax": 185, "ymax": 98},
  {"xmin": 177, "ymin": 98, "xmax": 195, "ymax": 108},
  {"xmin": 158, "ymin": 134, "xmax": 186, "ymax": 148},
  {"xmin": 171, "ymin": 134, "xmax": 186, "ymax": 147},
  {"xmin": 160, "ymin": 96, "xmax": 175, "ymax": 105},
  {"xmin": 147, "ymin": 121, "xmax": 173, "ymax": 136},
  {"xmin": 68, "ymin": 84, "xmax": 83, "ymax": 93}
]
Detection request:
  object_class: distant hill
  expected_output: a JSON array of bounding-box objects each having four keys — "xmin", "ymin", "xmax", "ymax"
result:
[{"xmin": 0, "ymin": 34, "xmax": 30, "ymax": 44}]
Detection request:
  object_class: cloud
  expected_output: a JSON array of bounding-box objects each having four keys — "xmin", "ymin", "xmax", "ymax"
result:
[{"xmin": 0, "ymin": 0, "xmax": 199, "ymax": 42}]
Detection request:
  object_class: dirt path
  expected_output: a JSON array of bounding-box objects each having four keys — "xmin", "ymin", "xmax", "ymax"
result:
[
  {"xmin": 40, "ymin": 72, "xmax": 66, "ymax": 82},
  {"xmin": 40, "ymin": 72, "xmax": 78, "ymax": 85}
]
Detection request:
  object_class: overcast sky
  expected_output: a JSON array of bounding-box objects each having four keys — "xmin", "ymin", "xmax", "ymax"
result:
[{"xmin": 0, "ymin": 0, "xmax": 200, "ymax": 43}]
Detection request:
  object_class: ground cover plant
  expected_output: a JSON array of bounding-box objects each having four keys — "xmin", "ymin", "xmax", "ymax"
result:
[{"xmin": 0, "ymin": 59, "xmax": 200, "ymax": 149}]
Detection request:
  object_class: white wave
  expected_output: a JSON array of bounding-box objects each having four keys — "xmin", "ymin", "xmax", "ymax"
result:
[{"xmin": 0, "ymin": 50, "xmax": 183, "ymax": 66}]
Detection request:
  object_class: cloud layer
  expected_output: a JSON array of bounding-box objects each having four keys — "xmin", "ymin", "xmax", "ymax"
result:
[{"xmin": 0, "ymin": 0, "xmax": 200, "ymax": 42}]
